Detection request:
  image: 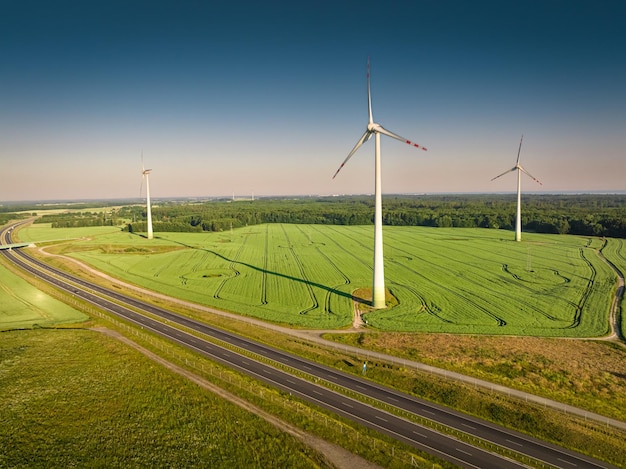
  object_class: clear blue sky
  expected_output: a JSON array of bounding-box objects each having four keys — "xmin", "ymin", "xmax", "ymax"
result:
[{"xmin": 1, "ymin": 0, "xmax": 624, "ymax": 201}]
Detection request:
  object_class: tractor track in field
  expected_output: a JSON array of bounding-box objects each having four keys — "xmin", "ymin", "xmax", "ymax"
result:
[
  {"xmin": 260, "ymin": 224, "xmax": 269, "ymax": 305},
  {"xmin": 309, "ymin": 225, "xmax": 372, "ymax": 271},
  {"xmin": 212, "ymin": 232, "xmax": 247, "ymax": 300},
  {"xmin": 384, "ymin": 237, "xmax": 507, "ymax": 327},
  {"xmin": 597, "ymin": 240, "xmax": 625, "ymax": 343},
  {"xmin": 294, "ymin": 225, "xmax": 350, "ymax": 317},
  {"xmin": 279, "ymin": 224, "xmax": 319, "ymax": 315}
]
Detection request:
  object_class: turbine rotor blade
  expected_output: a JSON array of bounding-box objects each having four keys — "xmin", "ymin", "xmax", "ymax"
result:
[
  {"xmin": 490, "ymin": 167, "xmax": 517, "ymax": 181},
  {"xmin": 376, "ymin": 124, "xmax": 428, "ymax": 151},
  {"xmin": 139, "ymin": 150, "xmax": 145, "ymax": 195},
  {"xmin": 367, "ymin": 56, "xmax": 373, "ymax": 125},
  {"xmin": 332, "ymin": 129, "xmax": 372, "ymax": 179},
  {"xmin": 516, "ymin": 134, "xmax": 524, "ymax": 165},
  {"xmin": 519, "ymin": 166, "xmax": 543, "ymax": 185}
]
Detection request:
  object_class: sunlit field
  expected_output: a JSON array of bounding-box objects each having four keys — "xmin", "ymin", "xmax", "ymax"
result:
[
  {"xmin": 19, "ymin": 223, "xmax": 619, "ymax": 336},
  {"xmin": 0, "ymin": 258, "xmax": 88, "ymax": 330},
  {"xmin": 0, "ymin": 329, "xmax": 324, "ymax": 468}
]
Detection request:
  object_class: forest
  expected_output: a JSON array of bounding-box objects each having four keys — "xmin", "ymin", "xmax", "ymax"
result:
[{"xmin": 29, "ymin": 194, "xmax": 626, "ymax": 238}]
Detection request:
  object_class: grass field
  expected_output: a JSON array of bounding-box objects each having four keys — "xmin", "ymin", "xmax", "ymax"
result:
[
  {"xmin": 19, "ymin": 223, "xmax": 620, "ymax": 336},
  {"xmin": 0, "ymin": 258, "xmax": 88, "ymax": 331},
  {"xmin": 600, "ymin": 237, "xmax": 626, "ymax": 338},
  {"xmin": 0, "ymin": 329, "xmax": 326, "ymax": 468}
]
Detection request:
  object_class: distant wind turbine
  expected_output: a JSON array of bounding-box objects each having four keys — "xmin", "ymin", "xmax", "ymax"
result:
[
  {"xmin": 140, "ymin": 151, "xmax": 154, "ymax": 240},
  {"xmin": 333, "ymin": 57, "xmax": 428, "ymax": 309},
  {"xmin": 491, "ymin": 135, "xmax": 542, "ymax": 242}
]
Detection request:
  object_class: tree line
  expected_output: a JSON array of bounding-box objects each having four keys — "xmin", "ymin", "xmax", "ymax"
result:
[{"xmin": 29, "ymin": 194, "xmax": 626, "ymax": 238}]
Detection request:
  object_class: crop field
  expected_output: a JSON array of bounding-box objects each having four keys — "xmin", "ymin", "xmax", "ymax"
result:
[
  {"xmin": 0, "ymin": 329, "xmax": 324, "ymax": 468},
  {"xmin": 0, "ymin": 258, "xmax": 88, "ymax": 330},
  {"xmin": 600, "ymin": 237, "xmax": 626, "ymax": 337},
  {"xmin": 19, "ymin": 223, "xmax": 620, "ymax": 336}
]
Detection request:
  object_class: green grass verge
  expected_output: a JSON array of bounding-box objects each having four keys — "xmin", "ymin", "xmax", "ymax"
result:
[
  {"xmin": 0, "ymin": 329, "xmax": 328, "ymax": 468},
  {"xmin": 0, "ymin": 257, "xmax": 88, "ymax": 330}
]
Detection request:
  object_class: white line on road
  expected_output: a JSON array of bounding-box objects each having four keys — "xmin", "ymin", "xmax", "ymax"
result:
[
  {"xmin": 557, "ymin": 458, "xmax": 578, "ymax": 467},
  {"xmin": 456, "ymin": 448, "xmax": 473, "ymax": 457}
]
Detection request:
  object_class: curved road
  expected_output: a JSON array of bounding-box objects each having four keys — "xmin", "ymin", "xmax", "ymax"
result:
[{"xmin": 1, "ymin": 223, "xmax": 617, "ymax": 469}]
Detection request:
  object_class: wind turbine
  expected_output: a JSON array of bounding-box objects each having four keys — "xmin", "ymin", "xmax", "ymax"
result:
[
  {"xmin": 333, "ymin": 58, "xmax": 428, "ymax": 309},
  {"xmin": 491, "ymin": 135, "xmax": 542, "ymax": 242},
  {"xmin": 140, "ymin": 152, "xmax": 154, "ymax": 240}
]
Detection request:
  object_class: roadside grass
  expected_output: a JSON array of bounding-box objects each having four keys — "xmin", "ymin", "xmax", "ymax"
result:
[
  {"xmin": 0, "ymin": 329, "xmax": 329, "ymax": 469},
  {"xmin": 322, "ymin": 332, "xmax": 626, "ymax": 424},
  {"xmin": 0, "ymin": 257, "xmax": 88, "ymax": 330},
  {"xmin": 21, "ymin": 223, "xmax": 618, "ymax": 336},
  {"xmin": 233, "ymin": 325, "xmax": 626, "ymax": 467}
]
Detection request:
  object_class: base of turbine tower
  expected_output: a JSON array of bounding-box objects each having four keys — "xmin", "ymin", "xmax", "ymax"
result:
[
  {"xmin": 352, "ymin": 287, "xmax": 399, "ymax": 318},
  {"xmin": 372, "ymin": 285, "xmax": 388, "ymax": 309}
]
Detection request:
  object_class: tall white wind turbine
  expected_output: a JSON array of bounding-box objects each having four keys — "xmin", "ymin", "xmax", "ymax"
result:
[
  {"xmin": 491, "ymin": 135, "xmax": 542, "ymax": 242},
  {"xmin": 140, "ymin": 152, "xmax": 154, "ymax": 240},
  {"xmin": 333, "ymin": 58, "xmax": 428, "ymax": 309}
]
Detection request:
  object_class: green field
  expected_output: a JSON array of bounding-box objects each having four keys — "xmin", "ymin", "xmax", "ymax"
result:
[
  {"xmin": 0, "ymin": 329, "xmax": 324, "ymax": 468},
  {"xmin": 599, "ymin": 237, "xmax": 626, "ymax": 338},
  {"xmin": 19, "ymin": 223, "xmax": 620, "ymax": 336},
  {"xmin": 0, "ymin": 258, "xmax": 88, "ymax": 331}
]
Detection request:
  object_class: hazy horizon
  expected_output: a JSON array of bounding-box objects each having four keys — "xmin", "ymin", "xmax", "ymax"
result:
[
  {"xmin": 3, "ymin": 190, "xmax": 626, "ymax": 207},
  {"xmin": 1, "ymin": 1, "xmax": 625, "ymax": 202}
]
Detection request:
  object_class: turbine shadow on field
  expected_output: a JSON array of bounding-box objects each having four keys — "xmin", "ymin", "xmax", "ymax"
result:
[{"xmin": 164, "ymin": 238, "xmax": 369, "ymax": 305}]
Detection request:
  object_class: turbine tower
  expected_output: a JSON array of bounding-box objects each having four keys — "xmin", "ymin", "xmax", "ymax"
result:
[
  {"xmin": 140, "ymin": 152, "xmax": 154, "ymax": 240},
  {"xmin": 333, "ymin": 58, "xmax": 427, "ymax": 309},
  {"xmin": 491, "ymin": 135, "xmax": 542, "ymax": 242}
]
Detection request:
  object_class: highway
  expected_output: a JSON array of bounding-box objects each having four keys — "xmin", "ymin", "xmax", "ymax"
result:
[{"xmin": 1, "ymin": 223, "xmax": 617, "ymax": 469}]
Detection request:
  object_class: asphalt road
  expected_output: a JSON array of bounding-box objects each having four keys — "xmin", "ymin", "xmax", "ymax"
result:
[{"xmin": 1, "ymin": 223, "xmax": 618, "ymax": 469}]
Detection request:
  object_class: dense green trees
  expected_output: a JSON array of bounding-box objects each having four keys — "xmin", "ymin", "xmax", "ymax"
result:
[
  {"xmin": 35, "ymin": 210, "xmax": 121, "ymax": 228},
  {"xmin": 26, "ymin": 194, "xmax": 626, "ymax": 238}
]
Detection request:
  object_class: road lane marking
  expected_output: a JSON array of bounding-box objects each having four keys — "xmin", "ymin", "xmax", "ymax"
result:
[
  {"xmin": 456, "ymin": 448, "xmax": 473, "ymax": 456},
  {"xmin": 557, "ymin": 458, "xmax": 578, "ymax": 467}
]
